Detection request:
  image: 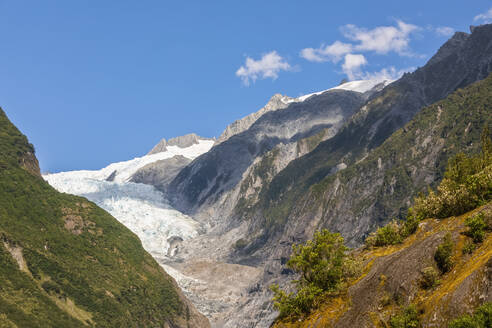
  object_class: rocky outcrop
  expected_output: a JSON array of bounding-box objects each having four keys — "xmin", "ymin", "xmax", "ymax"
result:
[
  {"xmin": 131, "ymin": 155, "xmax": 192, "ymax": 191},
  {"xmin": 168, "ymin": 88, "xmax": 375, "ymax": 219},
  {"xmin": 216, "ymin": 94, "xmax": 295, "ymax": 144},
  {"xmin": 148, "ymin": 133, "xmax": 212, "ymax": 155}
]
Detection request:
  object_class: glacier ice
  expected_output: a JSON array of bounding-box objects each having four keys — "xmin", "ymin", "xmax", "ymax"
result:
[{"xmin": 43, "ymin": 139, "xmax": 214, "ymax": 258}]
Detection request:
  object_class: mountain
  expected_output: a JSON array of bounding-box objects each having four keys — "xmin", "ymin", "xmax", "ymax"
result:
[
  {"xmin": 168, "ymin": 79, "xmax": 388, "ymax": 219},
  {"xmin": 233, "ymin": 24, "xmax": 492, "ymax": 252},
  {"xmin": 0, "ymin": 108, "xmax": 209, "ymax": 327},
  {"xmin": 148, "ymin": 133, "xmax": 214, "ymax": 155},
  {"xmin": 271, "ymin": 121, "xmax": 492, "ymax": 327},
  {"xmin": 129, "ymin": 134, "xmax": 213, "ymax": 192},
  {"xmin": 216, "ymin": 80, "xmax": 391, "ymax": 145}
]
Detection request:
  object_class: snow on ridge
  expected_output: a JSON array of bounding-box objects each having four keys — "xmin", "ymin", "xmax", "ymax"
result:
[
  {"xmin": 294, "ymin": 79, "xmax": 393, "ymax": 102},
  {"xmin": 45, "ymin": 139, "xmax": 215, "ymax": 183}
]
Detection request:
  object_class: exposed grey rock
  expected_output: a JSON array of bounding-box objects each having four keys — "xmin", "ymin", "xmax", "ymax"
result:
[
  {"xmin": 168, "ymin": 88, "xmax": 371, "ymax": 218},
  {"xmin": 148, "ymin": 138, "xmax": 168, "ymax": 154},
  {"xmin": 105, "ymin": 170, "xmax": 117, "ymax": 182},
  {"xmin": 168, "ymin": 133, "xmax": 201, "ymax": 148},
  {"xmin": 215, "ymin": 94, "xmax": 295, "ymax": 145},
  {"xmin": 131, "ymin": 155, "xmax": 191, "ymax": 191},
  {"xmin": 148, "ymin": 133, "xmax": 213, "ymax": 155}
]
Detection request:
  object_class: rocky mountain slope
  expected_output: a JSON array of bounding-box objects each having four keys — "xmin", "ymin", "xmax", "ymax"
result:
[
  {"xmin": 273, "ymin": 203, "xmax": 492, "ymax": 328},
  {"xmin": 243, "ymin": 24, "xmax": 492, "ymax": 251},
  {"xmin": 271, "ymin": 128, "xmax": 492, "ymax": 327},
  {"xmin": 0, "ymin": 108, "xmax": 209, "ymax": 327},
  {"xmin": 168, "ymin": 80, "xmax": 387, "ymax": 219},
  {"xmin": 148, "ymin": 133, "xmax": 213, "ymax": 155}
]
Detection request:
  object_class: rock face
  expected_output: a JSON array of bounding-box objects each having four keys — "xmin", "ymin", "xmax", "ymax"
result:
[
  {"xmin": 168, "ymin": 88, "xmax": 375, "ymax": 218},
  {"xmin": 248, "ymin": 23, "xmax": 492, "ymax": 247},
  {"xmin": 148, "ymin": 133, "xmax": 211, "ymax": 155},
  {"xmin": 131, "ymin": 155, "xmax": 192, "ymax": 191},
  {"xmin": 216, "ymin": 94, "xmax": 295, "ymax": 144}
]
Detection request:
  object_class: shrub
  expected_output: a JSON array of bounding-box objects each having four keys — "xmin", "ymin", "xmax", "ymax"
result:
[
  {"xmin": 411, "ymin": 129, "xmax": 492, "ymax": 221},
  {"xmin": 401, "ymin": 213, "xmax": 420, "ymax": 236},
  {"xmin": 365, "ymin": 221, "xmax": 404, "ymax": 247},
  {"xmin": 369, "ymin": 221, "xmax": 402, "ymax": 246},
  {"xmin": 271, "ymin": 229, "xmax": 357, "ymax": 318},
  {"xmin": 233, "ymin": 238, "xmax": 248, "ymax": 250},
  {"xmin": 462, "ymin": 240, "xmax": 476, "ymax": 255},
  {"xmin": 287, "ymin": 229, "xmax": 348, "ymax": 292},
  {"xmin": 41, "ymin": 280, "xmax": 63, "ymax": 295},
  {"xmin": 434, "ymin": 233, "xmax": 453, "ymax": 273},
  {"xmin": 365, "ymin": 130, "xmax": 492, "ymax": 249},
  {"xmin": 365, "ymin": 216, "xmax": 420, "ymax": 248},
  {"xmin": 389, "ymin": 305, "xmax": 420, "ymax": 328},
  {"xmin": 420, "ymin": 267, "xmax": 439, "ymax": 289},
  {"xmin": 465, "ymin": 213, "xmax": 488, "ymax": 243},
  {"xmin": 449, "ymin": 302, "xmax": 492, "ymax": 328}
]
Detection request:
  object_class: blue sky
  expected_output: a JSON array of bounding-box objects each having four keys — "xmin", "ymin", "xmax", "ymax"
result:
[{"xmin": 1, "ymin": 1, "xmax": 491, "ymax": 172}]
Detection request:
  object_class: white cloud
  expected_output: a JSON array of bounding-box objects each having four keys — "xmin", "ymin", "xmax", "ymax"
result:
[
  {"xmin": 236, "ymin": 51, "xmax": 291, "ymax": 86},
  {"xmin": 300, "ymin": 41, "xmax": 353, "ymax": 63},
  {"xmin": 342, "ymin": 54, "xmax": 367, "ymax": 80},
  {"xmin": 474, "ymin": 8, "xmax": 492, "ymax": 23},
  {"xmin": 341, "ymin": 20, "xmax": 418, "ymax": 55},
  {"xmin": 435, "ymin": 26, "xmax": 455, "ymax": 37}
]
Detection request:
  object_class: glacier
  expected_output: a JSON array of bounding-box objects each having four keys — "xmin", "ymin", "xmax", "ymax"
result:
[{"xmin": 44, "ymin": 139, "xmax": 214, "ymax": 258}]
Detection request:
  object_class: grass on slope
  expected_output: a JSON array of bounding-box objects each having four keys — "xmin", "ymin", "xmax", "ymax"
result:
[{"xmin": 0, "ymin": 107, "xmax": 186, "ymax": 327}]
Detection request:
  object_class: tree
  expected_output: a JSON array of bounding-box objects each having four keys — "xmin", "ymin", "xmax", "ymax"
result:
[
  {"xmin": 287, "ymin": 229, "xmax": 348, "ymax": 292},
  {"xmin": 271, "ymin": 229, "xmax": 356, "ymax": 318}
]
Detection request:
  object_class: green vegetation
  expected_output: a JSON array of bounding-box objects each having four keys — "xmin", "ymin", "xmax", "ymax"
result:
[
  {"xmin": 389, "ymin": 305, "xmax": 420, "ymax": 328},
  {"xmin": 465, "ymin": 213, "xmax": 488, "ymax": 243},
  {"xmin": 449, "ymin": 302, "xmax": 492, "ymax": 328},
  {"xmin": 420, "ymin": 267, "xmax": 440, "ymax": 289},
  {"xmin": 365, "ymin": 221, "xmax": 402, "ymax": 246},
  {"xmin": 411, "ymin": 128, "xmax": 492, "ymax": 221},
  {"xmin": 366, "ymin": 128, "xmax": 492, "ymax": 248},
  {"xmin": 233, "ymin": 238, "xmax": 248, "ymax": 250},
  {"xmin": 0, "ymin": 107, "xmax": 189, "ymax": 327},
  {"xmin": 271, "ymin": 229, "xmax": 360, "ymax": 319},
  {"xmin": 462, "ymin": 240, "xmax": 477, "ymax": 255},
  {"xmin": 434, "ymin": 233, "xmax": 453, "ymax": 273}
]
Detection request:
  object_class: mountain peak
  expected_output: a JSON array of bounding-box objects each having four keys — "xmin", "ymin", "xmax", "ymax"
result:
[{"xmin": 148, "ymin": 133, "xmax": 213, "ymax": 155}]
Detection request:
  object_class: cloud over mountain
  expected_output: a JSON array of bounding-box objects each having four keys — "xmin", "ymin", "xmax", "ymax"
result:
[{"xmin": 236, "ymin": 51, "xmax": 291, "ymax": 86}]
